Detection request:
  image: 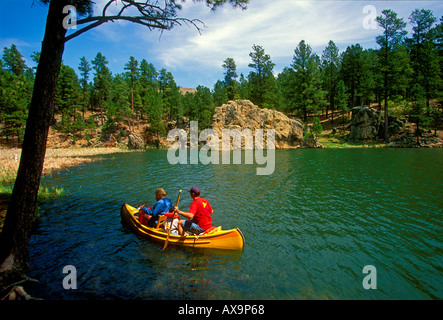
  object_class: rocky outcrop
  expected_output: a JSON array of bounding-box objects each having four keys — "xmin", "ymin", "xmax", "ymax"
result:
[
  {"xmin": 349, "ymin": 106, "xmax": 408, "ymax": 142},
  {"xmin": 211, "ymin": 100, "xmax": 305, "ymax": 149},
  {"xmin": 378, "ymin": 115, "xmax": 407, "ymax": 139},
  {"xmin": 128, "ymin": 132, "xmax": 144, "ymax": 149},
  {"xmin": 349, "ymin": 106, "xmax": 381, "ymax": 141}
]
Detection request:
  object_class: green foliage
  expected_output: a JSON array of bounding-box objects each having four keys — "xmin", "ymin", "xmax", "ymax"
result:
[
  {"xmin": 222, "ymin": 57, "xmax": 239, "ymax": 100},
  {"xmin": 145, "ymin": 88, "xmax": 165, "ymax": 145},
  {"xmin": 91, "ymin": 52, "xmax": 112, "ymax": 121},
  {"xmin": 407, "ymin": 9, "xmax": 441, "ymax": 107},
  {"xmin": 406, "ymin": 84, "xmax": 431, "ymax": 143},
  {"xmin": 84, "ymin": 116, "xmax": 97, "ymax": 141},
  {"xmin": 321, "ymin": 40, "xmax": 340, "ymax": 120},
  {"xmin": 159, "ymin": 68, "xmax": 182, "ymax": 121},
  {"xmin": 55, "ymin": 64, "xmax": 82, "ymax": 113},
  {"xmin": 212, "ymin": 80, "xmax": 229, "ymax": 106},
  {"xmin": 1, "ymin": 6, "xmax": 441, "ymax": 147},
  {"xmin": 247, "ymin": 44, "xmax": 279, "ymax": 109},
  {"xmin": 78, "ymin": 56, "xmax": 91, "ymax": 115},
  {"xmin": 291, "ymin": 40, "xmax": 326, "ymax": 122},
  {"xmin": 0, "ymin": 47, "xmax": 33, "ymax": 143},
  {"xmin": 2, "ymin": 44, "xmax": 27, "ymax": 76},
  {"xmin": 312, "ymin": 117, "xmax": 323, "ymax": 136},
  {"xmin": 37, "ymin": 186, "xmax": 69, "ymax": 204},
  {"xmin": 194, "ymin": 85, "xmax": 215, "ymax": 129}
]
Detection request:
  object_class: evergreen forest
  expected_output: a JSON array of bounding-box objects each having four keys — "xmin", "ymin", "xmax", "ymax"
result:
[{"xmin": 1, "ymin": 8, "xmax": 442, "ymax": 146}]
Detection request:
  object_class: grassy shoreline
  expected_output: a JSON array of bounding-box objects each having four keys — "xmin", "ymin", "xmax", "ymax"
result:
[{"xmin": 318, "ymin": 134, "xmax": 387, "ymax": 148}]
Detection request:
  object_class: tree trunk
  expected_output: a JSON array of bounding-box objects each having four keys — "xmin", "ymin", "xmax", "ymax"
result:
[
  {"xmin": 0, "ymin": 0, "xmax": 69, "ymax": 285},
  {"xmin": 131, "ymin": 86, "xmax": 134, "ymax": 132},
  {"xmin": 384, "ymin": 90, "xmax": 389, "ymax": 143}
]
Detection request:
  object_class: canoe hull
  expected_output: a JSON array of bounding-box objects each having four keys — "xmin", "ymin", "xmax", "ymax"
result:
[{"xmin": 120, "ymin": 203, "xmax": 244, "ymax": 251}]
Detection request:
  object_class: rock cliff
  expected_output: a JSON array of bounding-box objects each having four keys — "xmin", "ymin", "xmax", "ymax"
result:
[{"xmin": 212, "ymin": 100, "xmax": 305, "ymax": 149}]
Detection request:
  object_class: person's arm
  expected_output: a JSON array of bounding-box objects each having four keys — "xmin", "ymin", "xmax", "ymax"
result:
[
  {"xmin": 151, "ymin": 198, "xmax": 168, "ymax": 217},
  {"xmin": 177, "ymin": 210, "xmax": 194, "ymax": 220},
  {"xmin": 174, "ymin": 201, "xmax": 196, "ymax": 220}
]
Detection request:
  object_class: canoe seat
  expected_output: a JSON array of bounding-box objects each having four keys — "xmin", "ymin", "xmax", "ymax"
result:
[{"xmin": 156, "ymin": 215, "xmax": 168, "ymax": 230}]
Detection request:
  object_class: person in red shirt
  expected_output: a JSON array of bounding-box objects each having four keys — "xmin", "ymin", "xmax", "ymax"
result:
[{"xmin": 174, "ymin": 186, "xmax": 213, "ymax": 235}]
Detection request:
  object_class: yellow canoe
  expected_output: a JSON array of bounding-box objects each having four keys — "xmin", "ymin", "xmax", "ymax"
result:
[{"xmin": 120, "ymin": 203, "xmax": 245, "ymax": 251}]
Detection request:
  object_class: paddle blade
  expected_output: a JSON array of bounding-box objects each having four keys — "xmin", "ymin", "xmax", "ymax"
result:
[{"xmin": 163, "ymin": 233, "xmax": 170, "ymax": 250}]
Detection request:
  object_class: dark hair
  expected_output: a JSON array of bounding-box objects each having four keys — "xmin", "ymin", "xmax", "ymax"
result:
[{"xmin": 191, "ymin": 190, "xmax": 200, "ymax": 197}]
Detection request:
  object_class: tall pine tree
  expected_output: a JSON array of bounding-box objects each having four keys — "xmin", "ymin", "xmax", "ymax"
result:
[
  {"xmin": 292, "ymin": 40, "xmax": 326, "ymax": 123},
  {"xmin": 376, "ymin": 9, "xmax": 408, "ymax": 142}
]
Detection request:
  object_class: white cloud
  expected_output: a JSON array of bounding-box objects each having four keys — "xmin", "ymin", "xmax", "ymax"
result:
[
  {"xmin": 151, "ymin": 1, "xmax": 383, "ymax": 75},
  {"xmin": 83, "ymin": 0, "xmax": 443, "ymax": 87}
]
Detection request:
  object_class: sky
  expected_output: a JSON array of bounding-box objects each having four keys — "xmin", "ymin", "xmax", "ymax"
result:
[{"xmin": 0, "ymin": 0, "xmax": 442, "ymax": 89}]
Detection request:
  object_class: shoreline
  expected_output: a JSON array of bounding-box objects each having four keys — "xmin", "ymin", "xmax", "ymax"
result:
[
  {"xmin": 0, "ymin": 147, "xmax": 131, "ymax": 186},
  {"xmin": 0, "ymin": 147, "xmax": 131, "ymax": 233}
]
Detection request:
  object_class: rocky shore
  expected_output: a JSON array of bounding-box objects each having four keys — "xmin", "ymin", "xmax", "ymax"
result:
[{"xmin": 348, "ymin": 106, "xmax": 442, "ymax": 148}]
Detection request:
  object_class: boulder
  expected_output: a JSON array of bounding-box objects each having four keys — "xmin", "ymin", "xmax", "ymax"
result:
[
  {"xmin": 128, "ymin": 132, "xmax": 144, "ymax": 149},
  {"xmin": 303, "ymin": 136, "xmax": 324, "ymax": 148},
  {"xmin": 211, "ymin": 100, "xmax": 305, "ymax": 149},
  {"xmin": 349, "ymin": 106, "xmax": 381, "ymax": 141},
  {"xmin": 378, "ymin": 115, "xmax": 406, "ymax": 139}
]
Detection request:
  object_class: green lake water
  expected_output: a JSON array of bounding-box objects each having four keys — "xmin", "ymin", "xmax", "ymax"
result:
[{"xmin": 29, "ymin": 148, "xmax": 443, "ymax": 299}]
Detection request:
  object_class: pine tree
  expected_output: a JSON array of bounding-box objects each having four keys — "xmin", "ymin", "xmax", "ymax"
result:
[
  {"xmin": 2, "ymin": 44, "xmax": 26, "ymax": 76},
  {"xmin": 213, "ymin": 80, "xmax": 228, "ymax": 106},
  {"xmin": 408, "ymin": 9, "xmax": 440, "ymax": 108},
  {"xmin": 54, "ymin": 64, "xmax": 82, "ymax": 133},
  {"xmin": 139, "ymin": 59, "xmax": 158, "ymax": 89},
  {"xmin": 145, "ymin": 87, "xmax": 165, "ymax": 147},
  {"xmin": 195, "ymin": 85, "xmax": 215, "ymax": 129},
  {"xmin": 360, "ymin": 49, "xmax": 378, "ymax": 106},
  {"xmin": 408, "ymin": 83, "xmax": 428, "ymax": 144},
  {"xmin": 92, "ymin": 52, "xmax": 112, "ymax": 126},
  {"xmin": 248, "ymin": 44, "xmax": 278, "ymax": 109},
  {"xmin": 277, "ymin": 67, "xmax": 297, "ymax": 114},
  {"xmin": 321, "ymin": 40, "xmax": 340, "ymax": 124},
  {"xmin": 0, "ymin": 70, "xmax": 29, "ymax": 143},
  {"xmin": 139, "ymin": 59, "xmax": 159, "ymax": 122},
  {"xmin": 238, "ymin": 73, "xmax": 250, "ymax": 100},
  {"xmin": 222, "ymin": 57, "xmax": 238, "ymax": 100},
  {"xmin": 292, "ymin": 40, "xmax": 326, "ymax": 123},
  {"xmin": 78, "ymin": 56, "xmax": 91, "ymax": 120},
  {"xmin": 0, "ymin": 46, "xmax": 32, "ymax": 143},
  {"xmin": 109, "ymin": 74, "xmax": 131, "ymax": 132},
  {"xmin": 335, "ymin": 80, "xmax": 350, "ymax": 130},
  {"xmin": 124, "ymin": 56, "xmax": 140, "ymax": 131},
  {"xmin": 340, "ymin": 44, "xmax": 364, "ymax": 108},
  {"xmin": 376, "ymin": 9, "xmax": 408, "ymax": 143},
  {"xmin": 158, "ymin": 68, "xmax": 181, "ymax": 121}
]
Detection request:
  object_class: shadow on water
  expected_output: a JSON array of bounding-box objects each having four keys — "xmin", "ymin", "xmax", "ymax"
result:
[{"xmin": 28, "ymin": 149, "xmax": 443, "ymax": 300}]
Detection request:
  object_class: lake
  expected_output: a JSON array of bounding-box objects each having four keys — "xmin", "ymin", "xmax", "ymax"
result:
[{"xmin": 28, "ymin": 148, "xmax": 443, "ymax": 299}]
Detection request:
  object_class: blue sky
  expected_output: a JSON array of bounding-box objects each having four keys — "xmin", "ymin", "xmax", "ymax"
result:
[{"xmin": 1, "ymin": 1, "xmax": 442, "ymax": 89}]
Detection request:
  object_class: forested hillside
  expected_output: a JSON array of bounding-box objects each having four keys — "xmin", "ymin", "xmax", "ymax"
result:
[{"xmin": 1, "ymin": 9, "xmax": 442, "ymax": 147}]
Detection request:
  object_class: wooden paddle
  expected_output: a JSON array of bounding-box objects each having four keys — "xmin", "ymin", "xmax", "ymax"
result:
[{"xmin": 163, "ymin": 189, "xmax": 182, "ymax": 250}]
